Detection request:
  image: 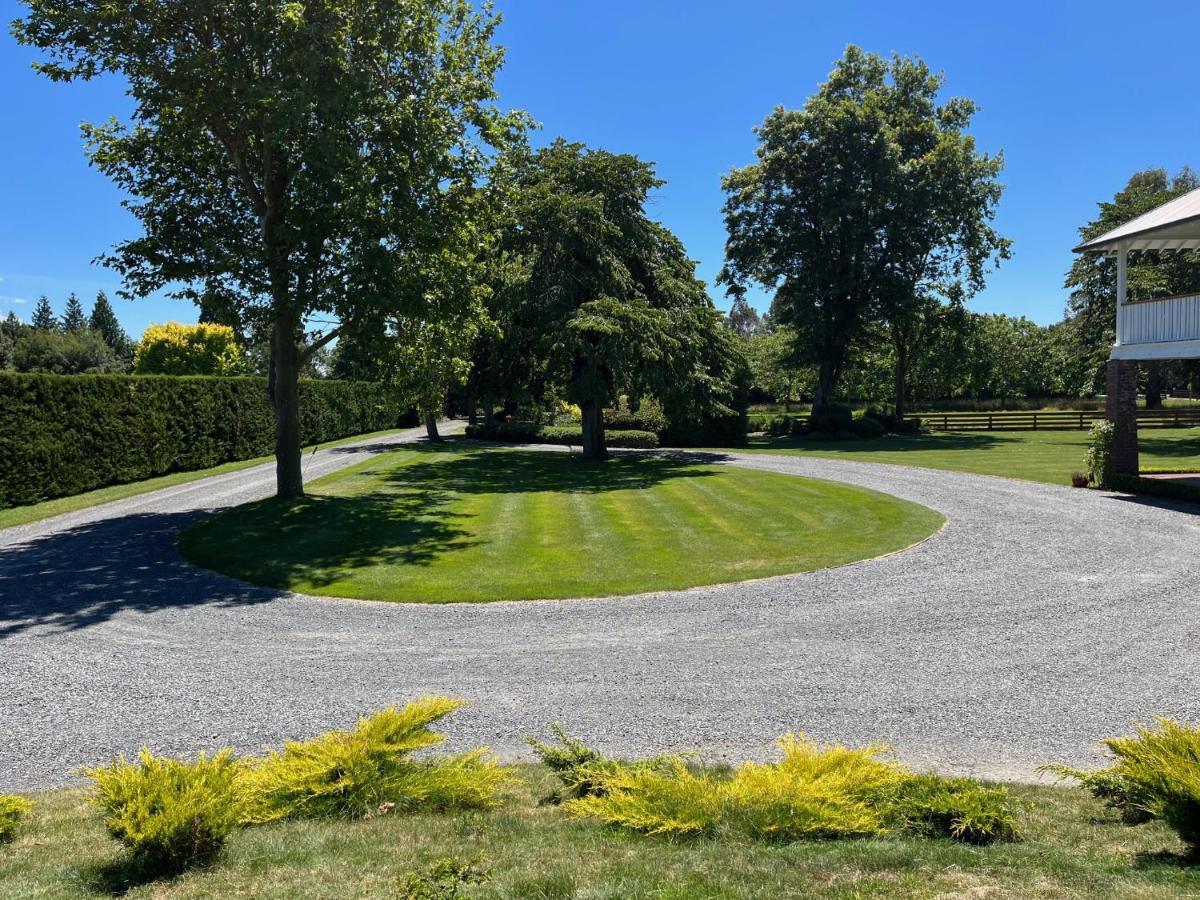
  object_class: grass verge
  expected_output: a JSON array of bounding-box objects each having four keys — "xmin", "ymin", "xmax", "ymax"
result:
[
  {"xmin": 1, "ymin": 767, "xmax": 1198, "ymax": 899},
  {"xmin": 179, "ymin": 442, "xmax": 943, "ymax": 603},
  {"xmin": 734, "ymin": 428, "xmax": 1200, "ymax": 485},
  {"xmin": 0, "ymin": 429, "xmax": 406, "ymax": 532}
]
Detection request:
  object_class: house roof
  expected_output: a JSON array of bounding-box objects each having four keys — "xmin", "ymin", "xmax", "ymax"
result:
[{"xmin": 1074, "ymin": 187, "xmax": 1200, "ymax": 253}]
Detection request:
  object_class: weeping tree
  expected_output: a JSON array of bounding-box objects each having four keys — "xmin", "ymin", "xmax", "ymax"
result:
[
  {"xmin": 721, "ymin": 45, "xmax": 1008, "ymax": 414},
  {"xmin": 15, "ymin": 0, "xmax": 525, "ymax": 498},
  {"xmin": 491, "ymin": 139, "xmax": 740, "ymax": 459}
]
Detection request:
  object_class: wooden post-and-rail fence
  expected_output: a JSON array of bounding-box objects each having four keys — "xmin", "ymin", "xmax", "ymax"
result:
[{"xmin": 916, "ymin": 408, "xmax": 1200, "ymax": 432}]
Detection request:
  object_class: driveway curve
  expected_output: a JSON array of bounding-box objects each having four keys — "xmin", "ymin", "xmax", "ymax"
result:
[{"xmin": 2, "ymin": 431, "xmax": 1199, "ymax": 790}]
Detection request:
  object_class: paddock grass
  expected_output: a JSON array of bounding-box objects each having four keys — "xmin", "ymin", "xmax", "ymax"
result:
[
  {"xmin": 737, "ymin": 428, "xmax": 1200, "ymax": 485},
  {"xmin": 2, "ymin": 767, "xmax": 1198, "ymax": 898},
  {"xmin": 0, "ymin": 429, "xmax": 408, "ymax": 532},
  {"xmin": 178, "ymin": 442, "xmax": 943, "ymax": 603}
]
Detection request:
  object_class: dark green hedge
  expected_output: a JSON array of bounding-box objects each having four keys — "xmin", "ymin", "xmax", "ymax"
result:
[
  {"xmin": 464, "ymin": 422, "xmax": 659, "ymax": 449},
  {"xmin": 1110, "ymin": 473, "xmax": 1200, "ymax": 505},
  {"xmin": 0, "ymin": 373, "xmax": 404, "ymax": 509}
]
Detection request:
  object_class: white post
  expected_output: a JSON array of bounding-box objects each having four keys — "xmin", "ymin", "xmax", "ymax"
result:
[{"xmin": 1115, "ymin": 244, "xmax": 1128, "ymax": 346}]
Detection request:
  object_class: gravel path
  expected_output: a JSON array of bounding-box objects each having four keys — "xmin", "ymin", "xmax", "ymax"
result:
[{"xmin": 2, "ymin": 431, "xmax": 1199, "ymax": 790}]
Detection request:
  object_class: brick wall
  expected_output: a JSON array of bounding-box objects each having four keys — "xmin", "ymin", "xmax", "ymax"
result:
[{"xmin": 1105, "ymin": 359, "xmax": 1139, "ymax": 477}]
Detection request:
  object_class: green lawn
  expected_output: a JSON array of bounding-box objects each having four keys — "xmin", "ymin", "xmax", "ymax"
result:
[
  {"xmin": 735, "ymin": 428, "xmax": 1200, "ymax": 485},
  {"xmin": 0, "ymin": 429, "xmax": 406, "ymax": 532},
  {"xmin": 2, "ymin": 768, "xmax": 1198, "ymax": 898},
  {"xmin": 179, "ymin": 442, "xmax": 943, "ymax": 603}
]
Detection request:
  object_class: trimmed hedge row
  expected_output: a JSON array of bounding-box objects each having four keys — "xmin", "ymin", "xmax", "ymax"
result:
[
  {"xmin": 1111, "ymin": 473, "xmax": 1200, "ymax": 505},
  {"xmin": 464, "ymin": 422, "xmax": 659, "ymax": 449},
  {"xmin": 0, "ymin": 373, "xmax": 405, "ymax": 509}
]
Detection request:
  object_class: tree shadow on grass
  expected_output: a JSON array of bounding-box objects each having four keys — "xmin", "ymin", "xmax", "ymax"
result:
[
  {"xmin": 745, "ymin": 431, "xmax": 1021, "ymax": 456},
  {"xmin": 182, "ymin": 445, "xmax": 720, "ymax": 592},
  {"xmin": 381, "ymin": 441, "xmax": 719, "ymax": 496},
  {"xmin": 1139, "ymin": 433, "xmax": 1200, "ymax": 459},
  {"xmin": 78, "ymin": 852, "xmax": 218, "ymax": 897}
]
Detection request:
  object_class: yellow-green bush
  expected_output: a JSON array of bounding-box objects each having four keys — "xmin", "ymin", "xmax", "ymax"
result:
[
  {"xmin": 1041, "ymin": 763, "xmax": 1154, "ymax": 825},
  {"xmin": 0, "ymin": 794, "xmax": 31, "ymax": 843},
  {"xmin": 566, "ymin": 733, "xmax": 1020, "ymax": 845},
  {"xmin": 888, "ymin": 774, "xmax": 1020, "ymax": 844},
  {"xmin": 723, "ymin": 734, "xmax": 901, "ymax": 840},
  {"xmin": 1086, "ymin": 718, "xmax": 1200, "ymax": 851},
  {"xmin": 83, "ymin": 748, "xmax": 244, "ymax": 872},
  {"xmin": 240, "ymin": 698, "xmax": 510, "ymax": 822}
]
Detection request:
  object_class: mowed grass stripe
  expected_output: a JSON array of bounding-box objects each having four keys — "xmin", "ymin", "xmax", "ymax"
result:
[{"xmin": 179, "ymin": 444, "xmax": 944, "ymax": 603}]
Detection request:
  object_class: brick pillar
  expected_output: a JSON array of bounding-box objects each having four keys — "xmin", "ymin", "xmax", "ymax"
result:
[{"xmin": 1105, "ymin": 359, "xmax": 1138, "ymax": 477}]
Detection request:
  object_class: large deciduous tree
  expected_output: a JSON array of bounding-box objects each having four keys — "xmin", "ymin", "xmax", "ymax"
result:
[
  {"xmin": 492, "ymin": 139, "xmax": 741, "ymax": 459},
  {"xmin": 15, "ymin": 0, "xmax": 524, "ymax": 497},
  {"xmin": 720, "ymin": 46, "xmax": 1009, "ymax": 415}
]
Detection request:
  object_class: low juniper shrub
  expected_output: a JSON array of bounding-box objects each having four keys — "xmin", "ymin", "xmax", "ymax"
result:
[
  {"xmin": 888, "ymin": 774, "xmax": 1020, "ymax": 844},
  {"xmin": 239, "ymin": 698, "xmax": 511, "ymax": 822},
  {"xmin": 83, "ymin": 748, "xmax": 244, "ymax": 874},
  {"xmin": 0, "ymin": 794, "xmax": 31, "ymax": 843},
  {"xmin": 398, "ymin": 855, "xmax": 491, "ymax": 900}
]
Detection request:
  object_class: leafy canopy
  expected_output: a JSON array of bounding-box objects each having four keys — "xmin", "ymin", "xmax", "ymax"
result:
[{"xmin": 720, "ymin": 45, "xmax": 1008, "ymax": 408}]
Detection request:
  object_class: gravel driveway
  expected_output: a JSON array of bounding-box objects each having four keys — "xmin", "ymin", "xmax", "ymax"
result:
[{"xmin": 2, "ymin": 429, "xmax": 1199, "ymax": 790}]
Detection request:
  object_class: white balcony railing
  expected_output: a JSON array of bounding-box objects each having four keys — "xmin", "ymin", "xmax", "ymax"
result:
[{"xmin": 1120, "ymin": 293, "xmax": 1200, "ymax": 346}]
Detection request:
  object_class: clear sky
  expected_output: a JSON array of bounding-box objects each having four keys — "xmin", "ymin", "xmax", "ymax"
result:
[{"xmin": 2, "ymin": 0, "xmax": 1198, "ymax": 337}]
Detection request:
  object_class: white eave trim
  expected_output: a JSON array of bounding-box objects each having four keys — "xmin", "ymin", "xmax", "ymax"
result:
[{"xmin": 1110, "ymin": 339, "xmax": 1200, "ymax": 361}]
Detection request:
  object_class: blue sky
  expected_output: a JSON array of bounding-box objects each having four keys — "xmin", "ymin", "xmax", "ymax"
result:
[{"xmin": 2, "ymin": 0, "xmax": 1198, "ymax": 337}]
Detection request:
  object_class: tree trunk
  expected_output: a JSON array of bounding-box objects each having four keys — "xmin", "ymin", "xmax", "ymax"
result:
[
  {"xmin": 1144, "ymin": 361, "xmax": 1164, "ymax": 409},
  {"xmin": 424, "ymin": 413, "xmax": 441, "ymax": 441},
  {"xmin": 812, "ymin": 361, "xmax": 839, "ymax": 412},
  {"xmin": 483, "ymin": 406, "xmax": 494, "ymax": 430},
  {"xmin": 268, "ymin": 318, "xmax": 304, "ymax": 500},
  {"xmin": 580, "ymin": 399, "xmax": 608, "ymax": 460},
  {"xmin": 893, "ymin": 348, "xmax": 909, "ymax": 420}
]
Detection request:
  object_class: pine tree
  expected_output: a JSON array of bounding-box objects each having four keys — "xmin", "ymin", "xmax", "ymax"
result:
[
  {"xmin": 61, "ymin": 293, "xmax": 87, "ymax": 332},
  {"xmin": 1, "ymin": 311, "xmax": 23, "ymax": 340},
  {"xmin": 89, "ymin": 290, "xmax": 129, "ymax": 350},
  {"xmin": 31, "ymin": 295, "xmax": 57, "ymax": 331}
]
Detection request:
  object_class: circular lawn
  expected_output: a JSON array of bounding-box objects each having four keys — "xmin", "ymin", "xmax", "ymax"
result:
[{"xmin": 178, "ymin": 443, "xmax": 943, "ymax": 602}]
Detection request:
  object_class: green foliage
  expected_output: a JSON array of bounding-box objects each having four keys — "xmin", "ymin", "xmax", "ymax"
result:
[
  {"xmin": 888, "ymin": 774, "xmax": 1020, "ymax": 844},
  {"xmin": 566, "ymin": 733, "xmax": 1021, "ymax": 846},
  {"xmin": 0, "ymin": 373, "xmax": 396, "ymax": 509},
  {"xmin": 15, "ymin": 0, "xmax": 525, "ymax": 496},
  {"xmin": 1085, "ymin": 420, "xmax": 1115, "ymax": 488},
  {"xmin": 464, "ymin": 422, "xmax": 659, "ymax": 449},
  {"xmin": 88, "ymin": 290, "xmax": 131, "ymax": 358},
  {"xmin": 1041, "ymin": 764, "xmax": 1154, "ymax": 825},
  {"xmin": 0, "ymin": 795, "xmax": 31, "ymax": 843},
  {"xmin": 134, "ymin": 322, "xmax": 246, "ymax": 376},
  {"xmin": 11, "ymin": 328, "xmax": 123, "ymax": 375},
  {"xmin": 398, "ymin": 856, "xmax": 491, "ymax": 900},
  {"xmin": 83, "ymin": 748, "xmax": 244, "ymax": 873},
  {"xmin": 60, "ymin": 293, "xmax": 87, "ymax": 332},
  {"xmin": 721, "ymin": 45, "xmax": 1008, "ymax": 411},
  {"xmin": 239, "ymin": 699, "xmax": 510, "ymax": 822},
  {"xmin": 525, "ymin": 725, "xmax": 607, "ymax": 803},
  {"xmin": 486, "ymin": 139, "xmax": 745, "ymax": 458},
  {"xmin": 30, "ymin": 295, "xmax": 57, "ymax": 331},
  {"xmin": 805, "ymin": 403, "xmax": 856, "ymax": 437},
  {"xmin": 850, "ymin": 415, "xmax": 886, "ymax": 440},
  {"xmin": 1099, "ymin": 719, "xmax": 1200, "ymax": 852},
  {"xmin": 1110, "ymin": 473, "xmax": 1200, "ymax": 505},
  {"xmin": 605, "ymin": 398, "xmax": 668, "ymax": 435}
]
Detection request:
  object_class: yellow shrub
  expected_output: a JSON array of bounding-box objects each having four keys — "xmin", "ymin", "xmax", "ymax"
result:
[
  {"xmin": 1100, "ymin": 718, "xmax": 1200, "ymax": 850},
  {"xmin": 134, "ymin": 321, "xmax": 246, "ymax": 375},
  {"xmin": 724, "ymin": 734, "xmax": 901, "ymax": 839},
  {"xmin": 83, "ymin": 749, "xmax": 244, "ymax": 871},
  {"xmin": 565, "ymin": 732, "xmax": 1019, "ymax": 845},
  {"xmin": 240, "ymin": 698, "xmax": 511, "ymax": 822},
  {"xmin": 0, "ymin": 794, "xmax": 31, "ymax": 843}
]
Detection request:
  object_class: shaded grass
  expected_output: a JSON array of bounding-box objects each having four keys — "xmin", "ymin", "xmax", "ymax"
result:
[
  {"xmin": 179, "ymin": 443, "xmax": 943, "ymax": 603},
  {"xmin": 2, "ymin": 769, "xmax": 1200, "ymax": 898},
  {"xmin": 735, "ymin": 428, "xmax": 1200, "ymax": 485},
  {"xmin": 0, "ymin": 429, "xmax": 407, "ymax": 532}
]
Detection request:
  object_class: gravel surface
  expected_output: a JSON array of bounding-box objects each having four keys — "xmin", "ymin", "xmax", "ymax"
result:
[{"xmin": 2, "ymin": 431, "xmax": 1200, "ymax": 790}]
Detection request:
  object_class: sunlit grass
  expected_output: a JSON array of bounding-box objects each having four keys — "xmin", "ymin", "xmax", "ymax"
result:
[
  {"xmin": 179, "ymin": 442, "xmax": 943, "ymax": 602},
  {"xmin": 2, "ymin": 768, "xmax": 1199, "ymax": 898},
  {"xmin": 737, "ymin": 428, "xmax": 1200, "ymax": 485}
]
